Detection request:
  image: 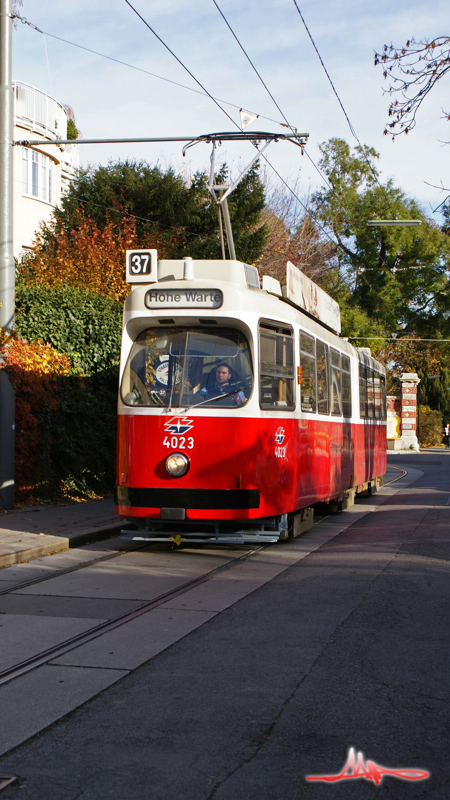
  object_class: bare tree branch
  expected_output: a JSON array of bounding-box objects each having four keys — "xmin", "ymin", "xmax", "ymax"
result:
[{"xmin": 375, "ymin": 36, "xmax": 450, "ymax": 137}]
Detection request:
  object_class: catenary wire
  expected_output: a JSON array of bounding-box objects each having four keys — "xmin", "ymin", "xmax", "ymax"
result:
[
  {"xmin": 213, "ymin": 0, "xmax": 424, "ymax": 286},
  {"xmin": 123, "ymin": 0, "xmax": 238, "ymax": 130},
  {"xmin": 291, "ymin": 0, "xmax": 393, "ymax": 203},
  {"xmin": 209, "ymin": 1, "xmax": 367, "ymax": 274},
  {"xmin": 211, "ymin": 0, "xmax": 333, "ymax": 195},
  {"xmin": 15, "ymin": 8, "xmax": 386, "ymax": 286},
  {"xmin": 211, "ymin": 0, "xmax": 293, "ymax": 132},
  {"xmin": 14, "ymin": 6, "xmax": 345, "ymax": 251},
  {"xmin": 123, "ymin": 1, "xmax": 341, "ymax": 254},
  {"xmin": 12, "ymin": 13, "xmax": 284, "ymax": 129},
  {"xmin": 289, "ymin": 1, "xmax": 423, "ymax": 284}
]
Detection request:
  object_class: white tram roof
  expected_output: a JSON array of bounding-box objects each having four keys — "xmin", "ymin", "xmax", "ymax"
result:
[
  {"xmin": 126, "ymin": 254, "xmax": 341, "ymax": 336},
  {"xmin": 125, "ymin": 253, "xmax": 384, "ymax": 373}
]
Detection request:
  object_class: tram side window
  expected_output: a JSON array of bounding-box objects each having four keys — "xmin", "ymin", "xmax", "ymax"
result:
[
  {"xmin": 367, "ymin": 369, "xmax": 375, "ymax": 418},
  {"xmin": 359, "ymin": 363, "xmax": 367, "ymax": 418},
  {"xmin": 373, "ymin": 372, "xmax": 387, "ymax": 420},
  {"xmin": 342, "ymin": 354, "xmax": 352, "ymax": 417},
  {"xmin": 259, "ymin": 326, "xmax": 295, "ymax": 410},
  {"xmin": 316, "ymin": 340, "xmax": 329, "ymax": 415},
  {"xmin": 300, "ymin": 331, "xmax": 316, "ymax": 412},
  {"xmin": 330, "ymin": 348, "xmax": 342, "ymax": 416},
  {"xmin": 380, "ymin": 374, "xmax": 387, "ymax": 419},
  {"xmin": 374, "ymin": 372, "xmax": 381, "ymax": 419},
  {"xmin": 359, "ymin": 361, "xmax": 381, "ymax": 419}
]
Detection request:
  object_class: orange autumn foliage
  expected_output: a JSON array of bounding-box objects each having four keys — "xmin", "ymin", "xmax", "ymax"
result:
[
  {"xmin": 20, "ymin": 208, "xmax": 181, "ymax": 302},
  {"xmin": 1, "ymin": 335, "xmax": 71, "ymax": 501}
]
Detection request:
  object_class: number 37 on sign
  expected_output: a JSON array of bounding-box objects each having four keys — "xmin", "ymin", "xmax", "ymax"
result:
[{"xmin": 126, "ymin": 250, "xmax": 158, "ymax": 284}]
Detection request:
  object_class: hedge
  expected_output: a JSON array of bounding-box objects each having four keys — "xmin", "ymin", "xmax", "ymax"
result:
[
  {"xmin": 3, "ymin": 283, "xmax": 124, "ymax": 503},
  {"xmin": 15, "ymin": 282, "xmax": 122, "ymax": 375}
]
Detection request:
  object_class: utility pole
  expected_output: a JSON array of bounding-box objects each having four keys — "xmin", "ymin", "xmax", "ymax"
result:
[{"xmin": 0, "ymin": 0, "xmax": 15, "ymax": 508}]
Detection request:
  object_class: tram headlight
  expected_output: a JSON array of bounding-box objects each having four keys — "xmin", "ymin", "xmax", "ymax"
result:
[{"xmin": 165, "ymin": 453, "xmax": 190, "ymax": 478}]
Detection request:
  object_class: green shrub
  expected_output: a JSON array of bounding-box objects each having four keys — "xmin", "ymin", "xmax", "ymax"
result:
[
  {"xmin": 16, "ymin": 282, "xmax": 122, "ymax": 375},
  {"xmin": 418, "ymin": 405, "xmax": 443, "ymax": 447}
]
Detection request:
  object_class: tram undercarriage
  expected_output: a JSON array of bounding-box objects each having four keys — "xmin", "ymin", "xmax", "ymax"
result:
[{"xmin": 121, "ymin": 506, "xmax": 315, "ymax": 546}]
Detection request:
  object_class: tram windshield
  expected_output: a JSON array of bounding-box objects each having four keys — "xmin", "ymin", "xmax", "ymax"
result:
[{"xmin": 121, "ymin": 327, "xmax": 253, "ymax": 409}]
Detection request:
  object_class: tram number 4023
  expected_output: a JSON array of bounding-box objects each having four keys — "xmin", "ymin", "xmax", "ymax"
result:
[{"xmin": 163, "ymin": 436, "xmax": 194, "ymax": 449}]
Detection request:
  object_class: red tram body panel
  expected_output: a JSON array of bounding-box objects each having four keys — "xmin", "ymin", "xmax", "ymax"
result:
[{"xmin": 115, "ymin": 255, "xmax": 387, "ymax": 544}]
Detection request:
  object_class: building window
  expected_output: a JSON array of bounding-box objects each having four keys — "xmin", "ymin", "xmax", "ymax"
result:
[
  {"xmin": 31, "ymin": 151, "xmax": 38, "ymax": 197},
  {"xmin": 21, "ymin": 147, "xmax": 28, "ymax": 194},
  {"xmin": 22, "ymin": 148, "xmax": 55, "ymax": 204}
]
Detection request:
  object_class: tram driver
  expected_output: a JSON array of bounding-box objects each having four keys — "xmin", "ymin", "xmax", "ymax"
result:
[{"xmin": 200, "ymin": 362, "xmax": 247, "ymax": 406}]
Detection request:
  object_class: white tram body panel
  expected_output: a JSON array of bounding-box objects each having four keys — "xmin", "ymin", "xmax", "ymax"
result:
[{"xmin": 116, "ymin": 256, "xmax": 387, "ymax": 544}]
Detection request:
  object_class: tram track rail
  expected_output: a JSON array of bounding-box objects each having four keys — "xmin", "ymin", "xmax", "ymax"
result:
[
  {"xmin": 0, "ymin": 540, "xmax": 150, "ymax": 598},
  {"xmin": 0, "ymin": 544, "xmax": 265, "ymax": 687},
  {"xmin": 383, "ymin": 464, "xmax": 408, "ymax": 486},
  {"xmin": 0, "ymin": 465, "xmax": 408, "ymax": 688}
]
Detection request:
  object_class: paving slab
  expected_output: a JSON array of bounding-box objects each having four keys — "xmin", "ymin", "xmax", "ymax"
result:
[
  {"xmin": 0, "ymin": 664, "xmax": 126, "ymax": 757},
  {"xmin": 0, "ymin": 498, "xmax": 123, "ymax": 568},
  {"xmin": 0, "ymin": 614, "xmax": 105, "ymax": 672},
  {"xmin": 51, "ymin": 607, "xmax": 218, "ymax": 670}
]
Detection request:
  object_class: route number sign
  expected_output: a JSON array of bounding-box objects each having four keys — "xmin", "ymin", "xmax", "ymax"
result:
[{"xmin": 126, "ymin": 249, "xmax": 158, "ymax": 283}]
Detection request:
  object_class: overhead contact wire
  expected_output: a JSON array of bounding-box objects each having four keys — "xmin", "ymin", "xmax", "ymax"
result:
[
  {"xmin": 210, "ymin": 1, "xmax": 345, "ymax": 254},
  {"xmin": 12, "ymin": 13, "xmax": 283, "ymax": 128},
  {"xmin": 291, "ymin": 0, "xmax": 394, "ymax": 208},
  {"xmin": 124, "ymin": 0, "xmax": 238, "ymax": 129}
]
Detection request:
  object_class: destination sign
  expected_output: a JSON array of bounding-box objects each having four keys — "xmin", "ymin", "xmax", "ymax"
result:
[{"xmin": 145, "ymin": 288, "xmax": 223, "ymax": 309}]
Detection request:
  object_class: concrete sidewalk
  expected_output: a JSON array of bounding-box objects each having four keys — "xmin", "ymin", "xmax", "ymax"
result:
[{"xmin": 0, "ymin": 498, "xmax": 124, "ymax": 569}]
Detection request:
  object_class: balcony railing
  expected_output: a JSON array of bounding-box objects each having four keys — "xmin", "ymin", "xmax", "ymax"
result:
[{"xmin": 13, "ymin": 81, "xmax": 68, "ymax": 140}]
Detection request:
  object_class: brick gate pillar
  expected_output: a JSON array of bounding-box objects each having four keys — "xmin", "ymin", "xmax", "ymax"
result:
[{"xmin": 400, "ymin": 373, "xmax": 420, "ymax": 451}]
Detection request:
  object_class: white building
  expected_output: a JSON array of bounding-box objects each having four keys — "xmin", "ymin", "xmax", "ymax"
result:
[{"xmin": 13, "ymin": 81, "xmax": 79, "ymax": 258}]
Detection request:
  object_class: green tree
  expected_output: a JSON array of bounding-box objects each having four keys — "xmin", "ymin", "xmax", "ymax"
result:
[
  {"xmin": 67, "ymin": 118, "xmax": 78, "ymax": 140},
  {"xmin": 418, "ymin": 405, "xmax": 443, "ymax": 447},
  {"xmin": 311, "ymin": 139, "xmax": 450, "ymax": 337},
  {"xmin": 49, "ymin": 160, "xmax": 266, "ymax": 264}
]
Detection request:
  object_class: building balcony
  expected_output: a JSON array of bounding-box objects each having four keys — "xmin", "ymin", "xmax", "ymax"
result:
[{"xmin": 13, "ymin": 81, "xmax": 68, "ymax": 141}]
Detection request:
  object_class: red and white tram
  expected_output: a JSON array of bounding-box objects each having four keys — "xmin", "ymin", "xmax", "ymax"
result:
[{"xmin": 115, "ymin": 251, "xmax": 387, "ymax": 544}]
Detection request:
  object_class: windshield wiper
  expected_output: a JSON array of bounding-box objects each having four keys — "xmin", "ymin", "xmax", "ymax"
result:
[{"xmin": 183, "ymin": 387, "xmax": 246, "ymax": 411}]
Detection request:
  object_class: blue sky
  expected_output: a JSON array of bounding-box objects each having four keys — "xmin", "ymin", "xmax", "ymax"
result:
[{"xmin": 12, "ymin": 0, "xmax": 450, "ymax": 220}]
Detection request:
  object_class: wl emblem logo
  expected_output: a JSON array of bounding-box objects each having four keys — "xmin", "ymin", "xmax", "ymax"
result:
[
  {"xmin": 164, "ymin": 417, "xmax": 194, "ymax": 435},
  {"xmin": 274, "ymin": 427, "xmax": 286, "ymax": 458},
  {"xmin": 275, "ymin": 427, "xmax": 285, "ymax": 444}
]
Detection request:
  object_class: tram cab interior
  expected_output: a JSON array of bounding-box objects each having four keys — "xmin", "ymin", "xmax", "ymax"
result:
[{"xmin": 121, "ymin": 326, "xmax": 253, "ymax": 409}]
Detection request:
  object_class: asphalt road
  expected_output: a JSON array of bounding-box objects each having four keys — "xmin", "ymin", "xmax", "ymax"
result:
[{"xmin": 0, "ymin": 453, "xmax": 448, "ymax": 799}]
